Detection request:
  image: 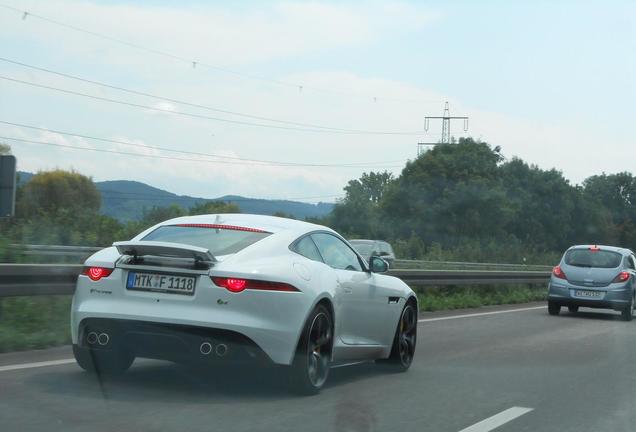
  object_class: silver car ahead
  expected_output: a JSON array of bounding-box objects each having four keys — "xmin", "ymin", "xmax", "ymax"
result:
[
  {"xmin": 349, "ymin": 239, "xmax": 396, "ymax": 269},
  {"xmin": 547, "ymin": 245, "xmax": 636, "ymax": 321}
]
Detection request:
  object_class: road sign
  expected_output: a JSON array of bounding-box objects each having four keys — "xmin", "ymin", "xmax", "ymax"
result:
[{"xmin": 0, "ymin": 155, "xmax": 16, "ymax": 217}]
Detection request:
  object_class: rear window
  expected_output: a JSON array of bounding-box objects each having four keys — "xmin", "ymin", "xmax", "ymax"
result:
[
  {"xmin": 379, "ymin": 242, "xmax": 392, "ymax": 254},
  {"xmin": 564, "ymin": 249, "xmax": 622, "ymax": 268},
  {"xmin": 350, "ymin": 242, "xmax": 373, "ymax": 256},
  {"xmin": 141, "ymin": 226, "xmax": 271, "ymax": 256}
]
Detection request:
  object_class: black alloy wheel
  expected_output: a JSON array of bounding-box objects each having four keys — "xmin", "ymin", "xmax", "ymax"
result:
[
  {"xmin": 290, "ymin": 305, "xmax": 333, "ymax": 395},
  {"xmin": 380, "ymin": 302, "xmax": 417, "ymax": 371},
  {"xmin": 548, "ymin": 302, "xmax": 561, "ymax": 316},
  {"xmin": 622, "ymin": 293, "xmax": 635, "ymax": 322}
]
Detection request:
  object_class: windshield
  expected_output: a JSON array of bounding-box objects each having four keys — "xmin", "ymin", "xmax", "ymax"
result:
[
  {"xmin": 141, "ymin": 226, "xmax": 270, "ymax": 256},
  {"xmin": 564, "ymin": 249, "xmax": 622, "ymax": 268},
  {"xmin": 2, "ymin": 1, "xmax": 636, "ymax": 431}
]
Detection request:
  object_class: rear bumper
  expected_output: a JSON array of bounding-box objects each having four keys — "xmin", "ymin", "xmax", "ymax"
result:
[
  {"xmin": 71, "ymin": 271, "xmax": 315, "ymax": 365},
  {"xmin": 548, "ymin": 281, "xmax": 632, "ymax": 311},
  {"xmin": 75, "ymin": 318, "xmax": 273, "ymax": 365}
]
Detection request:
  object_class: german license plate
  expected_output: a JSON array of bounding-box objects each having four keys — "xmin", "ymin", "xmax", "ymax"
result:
[
  {"xmin": 575, "ymin": 290, "xmax": 602, "ymax": 298},
  {"xmin": 126, "ymin": 272, "xmax": 196, "ymax": 295}
]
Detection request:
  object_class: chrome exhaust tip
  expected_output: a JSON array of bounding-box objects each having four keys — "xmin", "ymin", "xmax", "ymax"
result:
[
  {"xmin": 97, "ymin": 333, "xmax": 110, "ymax": 346},
  {"xmin": 215, "ymin": 343, "xmax": 228, "ymax": 357},
  {"xmin": 87, "ymin": 332, "xmax": 98, "ymax": 345},
  {"xmin": 199, "ymin": 341, "xmax": 213, "ymax": 355}
]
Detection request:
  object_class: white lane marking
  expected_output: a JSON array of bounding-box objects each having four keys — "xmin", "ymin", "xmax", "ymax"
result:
[
  {"xmin": 418, "ymin": 306, "xmax": 544, "ymax": 323},
  {"xmin": 458, "ymin": 407, "xmax": 533, "ymax": 432},
  {"xmin": 0, "ymin": 358, "xmax": 75, "ymax": 373}
]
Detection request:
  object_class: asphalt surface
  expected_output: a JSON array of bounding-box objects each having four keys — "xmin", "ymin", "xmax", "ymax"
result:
[{"xmin": 2, "ymin": 301, "xmax": 636, "ymax": 432}]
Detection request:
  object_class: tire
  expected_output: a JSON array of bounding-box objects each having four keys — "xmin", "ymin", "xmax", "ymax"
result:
[
  {"xmin": 73, "ymin": 345, "xmax": 134, "ymax": 375},
  {"xmin": 568, "ymin": 305, "xmax": 579, "ymax": 313},
  {"xmin": 622, "ymin": 294, "xmax": 634, "ymax": 321},
  {"xmin": 288, "ymin": 305, "xmax": 333, "ymax": 395},
  {"xmin": 378, "ymin": 302, "xmax": 417, "ymax": 372},
  {"xmin": 548, "ymin": 302, "xmax": 561, "ymax": 316}
]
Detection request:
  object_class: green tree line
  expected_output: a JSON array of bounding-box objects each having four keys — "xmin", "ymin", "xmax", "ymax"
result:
[
  {"xmin": 325, "ymin": 138, "xmax": 635, "ymax": 264},
  {"xmin": 1, "ymin": 138, "xmax": 634, "ymax": 265}
]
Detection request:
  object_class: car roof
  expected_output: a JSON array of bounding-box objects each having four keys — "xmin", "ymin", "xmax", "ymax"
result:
[
  {"xmin": 567, "ymin": 245, "xmax": 634, "ymax": 255},
  {"xmin": 152, "ymin": 213, "xmax": 329, "ymax": 235}
]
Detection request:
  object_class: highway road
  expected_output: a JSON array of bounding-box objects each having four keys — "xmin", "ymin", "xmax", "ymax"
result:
[{"xmin": 1, "ymin": 301, "xmax": 635, "ymax": 432}]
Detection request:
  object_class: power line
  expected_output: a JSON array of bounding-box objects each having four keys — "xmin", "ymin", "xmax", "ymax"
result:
[
  {"xmin": 0, "ymin": 3, "xmax": 444, "ymax": 105},
  {"xmin": 0, "ymin": 75, "xmax": 344, "ymax": 134},
  {"xmin": 0, "ymin": 135, "xmax": 403, "ymax": 169},
  {"xmin": 0, "ymin": 75, "xmax": 423, "ymax": 136},
  {"xmin": 0, "ymin": 57, "xmax": 418, "ymax": 134},
  {"xmin": 98, "ymin": 188, "xmax": 343, "ymax": 202},
  {"xmin": 0, "ymin": 120, "xmax": 406, "ymax": 168}
]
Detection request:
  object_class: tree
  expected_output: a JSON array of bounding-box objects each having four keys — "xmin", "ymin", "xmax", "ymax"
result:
[
  {"xmin": 189, "ymin": 201, "xmax": 240, "ymax": 216},
  {"xmin": 499, "ymin": 158, "xmax": 586, "ymax": 251},
  {"xmin": 329, "ymin": 171, "xmax": 394, "ymax": 237},
  {"xmin": 345, "ymin": 171, "xmax": 394, "ymax": 204},
  {"xmin": 381, "ymin": 138, "xmax": 510, "ymax": 246},
  {"xmin": 5, "ymin": 170, "xmax": 126, "ymax": 246},
  {"xmin": 582, "ymin": 173, "xmax": 636, "ymax": 247},
  {"xmin": 272, "ymin": 211, "xmax": 296, "ymax": 219},
  {"xmin": 0, "ymin": 143, "xmax": 10, "ymax": 155},
  {"xmin": 17, "ymin": 170, "xmax": 100, "ymax": 218}
]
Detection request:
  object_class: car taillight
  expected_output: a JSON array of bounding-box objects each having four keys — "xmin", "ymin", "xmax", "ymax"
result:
[
  {"xmin": 211, "ymin": 277, "xmax": 299, "ymax": 293},
  {"xmin": 552, "ymin": 265, "xmax": 567, "ymax": 280},
  {"xmin": 613, "ymin": 272, "xmax": 630, "ymax": 283},
  {"xmin": 82, "ymin": 266, "xmax": 113, "ymax": 281}
]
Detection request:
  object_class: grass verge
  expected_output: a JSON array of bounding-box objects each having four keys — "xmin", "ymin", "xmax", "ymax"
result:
[
  {"xmin": 0, "ymin": 296, "xmax": 72, "ymax": 353},
  {"xmin": 415, "ymin": 284, "xmax": 547, "ymax": 312}
]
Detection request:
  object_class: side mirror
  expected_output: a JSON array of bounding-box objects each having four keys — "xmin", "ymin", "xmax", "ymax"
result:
[{"xmin": 369, "ymin": 256, "xmax": 389, "ymax": 273}]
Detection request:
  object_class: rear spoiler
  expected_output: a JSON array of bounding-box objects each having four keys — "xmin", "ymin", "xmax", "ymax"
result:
[{"xmin": 113, "ymin": 241, "xmax": 217, "ymax": 267}]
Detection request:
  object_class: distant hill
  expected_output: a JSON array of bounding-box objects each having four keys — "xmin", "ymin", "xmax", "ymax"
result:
[
  {"xmin": 18, "ymin": 172, "xmax": 335, "ymax": 222},
  {"xmin": 17, "ymin": 171, "xmax": 33, "ymax": 184}
]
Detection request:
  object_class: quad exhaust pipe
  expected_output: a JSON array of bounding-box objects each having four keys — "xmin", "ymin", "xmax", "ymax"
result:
[
  {"xmin": 199, "ymin": 341, "xmax": 228, "ymax": 357},
  {"xmin": 215, "ymin": 343, "xmax": 228, "ymax": 357},
  {"xmin": 98, "ymin": 333, "xmax": 110, "ymax": 346},
  {"xmin": 86, "ymin": 331, "xmax": 110, "ymax": 346},
  {"xmin": 199, "ymin": 341, "xmax": 213, "ymax": 355},
  {"xmin": 87, "ymin": 332, "xmax": 98, "ymax": 345}
]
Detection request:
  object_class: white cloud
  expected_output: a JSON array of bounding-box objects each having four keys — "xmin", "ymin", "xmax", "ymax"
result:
[
  {"xmin": 1, "ymin": 1, "xmax": 439, "ymax": 70},
  {"xmin": 147, "ymin": 101, "xmax": 178, "ymax": 116},
  {"xmin": 1, "ymin": 0, "xmax": 625, "ymax": 204}
]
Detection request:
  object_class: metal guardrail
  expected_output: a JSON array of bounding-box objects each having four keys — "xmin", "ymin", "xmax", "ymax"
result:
[
  {"xmin": 393, "ymin": 259, "xmax": 552, "ymax": 271},
  {"xmin": 388, "ymin": 269, "xmax": 550, "ymax": 285},
  {"xmin": 0, "ymin": 264, "xmax": 81, "ymax": 297},
  {"xmin": 0, "ymin": 264, "xmax": 550, "ymax": 297},
  {"xmin": 8, "ymin": 244, "xmax": 101, "ymax": 257}
]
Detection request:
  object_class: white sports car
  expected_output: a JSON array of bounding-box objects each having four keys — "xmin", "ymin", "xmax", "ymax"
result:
[{"xmin": 71, "ymin": 214, "xmax": 418, "ymax": 393}]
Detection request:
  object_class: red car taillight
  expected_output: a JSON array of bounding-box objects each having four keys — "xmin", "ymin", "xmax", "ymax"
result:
[
  {"xmin": 211, "ymin": 277, "xmax": 299, "ymax": 293},
  {"xmin": 552, "ymin": 265, "xmax": 567, "ymax": 280},
  {"xmin": 82, "ymin": 266, "xmax": 113, "ymax": 281},
  {"xmin": 613, "ymin": 271, "xmax": 630, "ymax": 283}
]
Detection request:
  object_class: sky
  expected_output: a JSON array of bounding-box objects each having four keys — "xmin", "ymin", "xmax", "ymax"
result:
[{"xmin": 0, "ymin": 0, "xmax": 634, "ymax": 202}]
